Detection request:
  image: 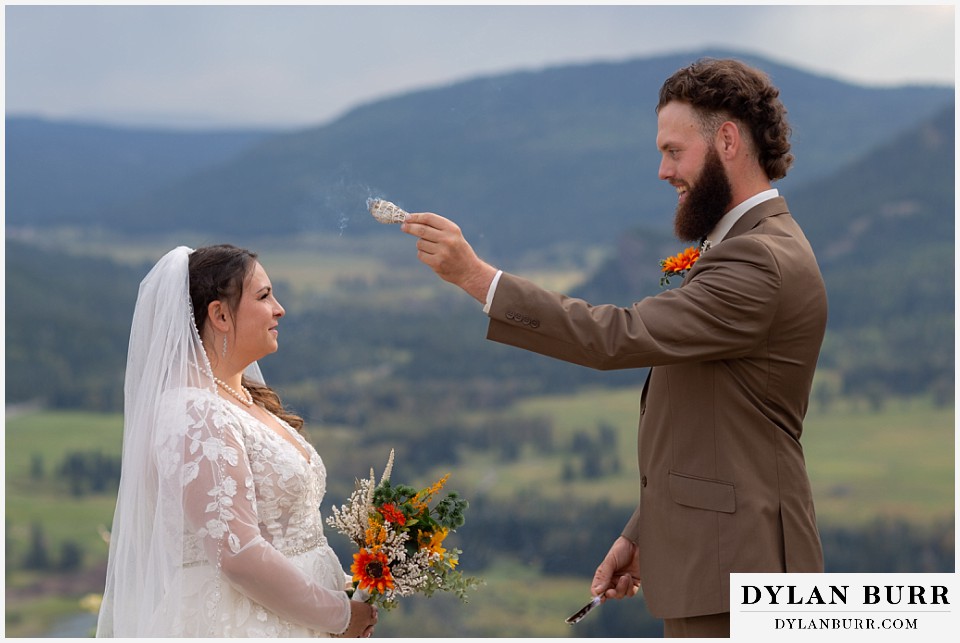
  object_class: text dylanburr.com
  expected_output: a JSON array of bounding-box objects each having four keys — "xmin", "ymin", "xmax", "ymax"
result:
[{"xmin": 731, "ymin": 573, "xmax": 957, "ymax": 640}]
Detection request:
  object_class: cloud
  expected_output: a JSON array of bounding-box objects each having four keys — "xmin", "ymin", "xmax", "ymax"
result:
[{"xmin": 4, "ymin": 4, "xmax": 954, "ymax": 128}]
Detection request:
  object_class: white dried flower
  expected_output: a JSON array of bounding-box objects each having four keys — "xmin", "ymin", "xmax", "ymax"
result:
[{"xmin": 380, "ymin": 449, "xmax": 395, "ymax": 485}]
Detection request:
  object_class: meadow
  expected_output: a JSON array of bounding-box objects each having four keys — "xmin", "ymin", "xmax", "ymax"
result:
[{"xmin": 5, "ymin": 388, "xmax": 953, "ymax": 637}]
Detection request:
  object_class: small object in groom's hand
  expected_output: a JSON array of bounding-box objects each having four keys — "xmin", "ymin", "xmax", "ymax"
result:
[
  {"xmin": 565, "ymin": 595, "xmax": 602, "ymax": 624},
  {"xmin": 368, "ymin": 198, "xmax": 408, "ymax": 224}
]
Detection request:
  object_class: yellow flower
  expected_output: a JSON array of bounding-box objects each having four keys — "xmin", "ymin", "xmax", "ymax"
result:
[{"xmin": 420, "ymin": 528, "xmax": 449, "ymax": 555}]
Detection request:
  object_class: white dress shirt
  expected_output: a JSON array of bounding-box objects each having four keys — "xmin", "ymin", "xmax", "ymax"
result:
[{"xmin": 703, "ymin": 188, "xmax": 779, "ymax": 248}]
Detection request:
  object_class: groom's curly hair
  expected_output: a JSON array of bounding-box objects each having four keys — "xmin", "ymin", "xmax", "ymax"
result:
[
  {"xmin": 658, "ymin": 57, "xmax": 794, "ymax": 181},
  {"xmin": 189, "ymin": 244, "xmax": 305, "ymax": 432}
]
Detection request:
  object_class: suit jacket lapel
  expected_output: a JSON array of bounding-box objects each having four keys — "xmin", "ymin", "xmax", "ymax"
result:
[{"xmin": 722, "ymin": 196, "xmax": 789, "ymax": 241}]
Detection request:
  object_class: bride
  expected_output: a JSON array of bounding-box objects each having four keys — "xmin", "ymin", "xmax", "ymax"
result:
[{"xmin": 97, "ymin": 245, "xmax": 377, "ymax": 637}]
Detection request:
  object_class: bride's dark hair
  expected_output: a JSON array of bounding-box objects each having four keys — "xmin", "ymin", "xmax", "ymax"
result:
[{"xmin": 188, "ymin": 244, "xmax": 305, "ymax": 432}]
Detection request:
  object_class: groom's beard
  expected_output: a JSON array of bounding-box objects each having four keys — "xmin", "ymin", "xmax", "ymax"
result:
[{"xmin": 673, "ymin": 147, "xmax": 733, "ymax": 243}]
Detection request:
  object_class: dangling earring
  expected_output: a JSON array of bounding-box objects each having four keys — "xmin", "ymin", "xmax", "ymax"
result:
[{"xmin": 222, "ymin": 334, "xmax": 228, "ymax": 358}]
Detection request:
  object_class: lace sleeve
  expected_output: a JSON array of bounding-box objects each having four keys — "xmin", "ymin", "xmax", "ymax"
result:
[{"xmin": 181, "ymin": 393, "xmax": 351, "ymax": 634}]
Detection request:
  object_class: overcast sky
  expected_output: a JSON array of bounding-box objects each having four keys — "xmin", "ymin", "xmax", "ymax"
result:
[{"xmin": 4, "ymin": 2, "xmax": 955, "ymax": 129}]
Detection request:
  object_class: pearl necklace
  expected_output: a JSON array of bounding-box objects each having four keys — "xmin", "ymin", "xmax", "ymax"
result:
[{"xmin": 214, "ymin": 376, "xmax": 253, "ymax": 407}]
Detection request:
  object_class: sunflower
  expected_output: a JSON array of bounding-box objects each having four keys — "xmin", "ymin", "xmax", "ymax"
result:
[{"xmin": 352, "ymin": 548, "xmax": 395, "ymax": 594}]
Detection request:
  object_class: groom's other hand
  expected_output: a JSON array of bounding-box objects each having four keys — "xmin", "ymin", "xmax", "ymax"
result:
[
  {"xmin": 402, "ymin": 212, "xmax": 498, "ymax": 304},
  {"xmin": 592, "ymin": 536, "xmax": 642, "ymax": 600}
]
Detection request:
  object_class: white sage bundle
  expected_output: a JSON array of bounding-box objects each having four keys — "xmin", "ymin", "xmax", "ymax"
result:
[{"xmin": 367, "ymin": 198, "xmax": 409, "ymax": 224}]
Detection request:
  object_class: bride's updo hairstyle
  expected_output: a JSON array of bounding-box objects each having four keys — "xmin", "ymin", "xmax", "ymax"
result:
[{"xmin": 188, "ymin": 244, "xmax": 305, "ymax": 432}]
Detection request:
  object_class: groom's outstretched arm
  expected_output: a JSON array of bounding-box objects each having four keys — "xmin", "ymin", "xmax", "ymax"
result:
[{"xmin": 401, "ymin": 212, "xmax": 498, "ymax": 304}]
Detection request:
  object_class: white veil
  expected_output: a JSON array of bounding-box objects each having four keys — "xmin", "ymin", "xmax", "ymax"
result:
[{"xmin": 97, "ymin": 246, "xmax": 262, "ymax": 636}]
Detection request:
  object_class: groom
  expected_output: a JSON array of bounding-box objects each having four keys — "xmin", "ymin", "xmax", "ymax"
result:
[{"xmin": 401, "ymin": 58, "xmax": 827, "ymax": 638}]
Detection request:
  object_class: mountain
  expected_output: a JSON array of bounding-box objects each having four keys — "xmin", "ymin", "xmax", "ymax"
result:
[
  {"xmin": 574, "ymin": 103, "xmax": 955, "ymax": 401},
  {"xmin": 791, "ymin": 106, "xmax": 954, "ymax": 279},
  {"xmin": 6, "ymin": 50, "xmax": 953, "ymax": 260},
  {"xmin": 4, "ymin": 106, "xmax": 953, "ymax": 410},
  {"xmin": 4, "ymin": 51, "xmax": 953, "ymax": 409},
  {"xmin": 576, "ymin": 104, "xmax": 956, "ymax": 302},
  {"xmin": 798, "ymin": 104, "xmax": 955, "ymax": 401},
  {"xmin": 5, "ymin": 117, "xmax": 281, "ymax": 225}
]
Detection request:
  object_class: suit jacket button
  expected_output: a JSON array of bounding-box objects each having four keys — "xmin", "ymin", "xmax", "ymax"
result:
[
  {"xmin": 641, "ymin": 475, "xmax": 647, "ymax": 487},
  {"xmin": 506, "ymin": 311, "xmax": 515, "ymax": 320},
  {"xmin": 530, "ymin": 319, "xmax": 540, "ymax": 329},
  {"xmin": 522, "ymin": 315, "xmax": 531, "ymax": 325}
]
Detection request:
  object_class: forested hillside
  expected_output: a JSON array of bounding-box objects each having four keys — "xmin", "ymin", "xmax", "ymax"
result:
[
  {"xmin": 6, "ymin": 50, "xmax": 953, "ymax": 259},
  {"xmin": 6, "ymin": 95, "xmax": 954, "ymax": 410},
  {"xmin": 796, "ymin": 104, "xmax": 955, "ymax": 403},
  {"xmin": 5, "ymin": 242, "xmax": 145, "ymax": 409},
  {"xmin": 5, "ymin": 101, "xmax": 954, "ymax": 414},
  {"xmin": 5, "ymin": 118, "xmax": 278, "ymax": 225}
]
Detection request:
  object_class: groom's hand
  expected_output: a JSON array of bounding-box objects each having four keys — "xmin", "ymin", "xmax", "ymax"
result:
[
  {"xmin": 591, "ymin": 536, "xmax": 641, "ymax": 600},
  {"xmin": 401, "ymin": 212, "xmax": 498, "ymax": 304}
]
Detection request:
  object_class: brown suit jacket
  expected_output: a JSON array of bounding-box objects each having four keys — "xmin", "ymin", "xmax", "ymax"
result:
[{"xmin": 486, "ymin": 197, "xmax": 827, "ymax": 619}]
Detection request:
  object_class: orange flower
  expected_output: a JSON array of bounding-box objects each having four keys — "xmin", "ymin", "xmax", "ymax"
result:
[
  {"xmin": 659, "ymin": 246, "xmax": 701, "ymax": 287},
  {"xmin": 378, "ymin": 502, "xmax": 406, "ymax": 525},
  {"xmin": 364, "ymin": 522, "xmax": 387, "ymax": 548},
  {"xmin": 660, "ymin": 247, "xmax": 700, "ymax": 274},
  {"xmin": 411, "ymin": 474, "xmax": 450, "ymax": 511},
  {"xmin": 352, "ymin": 548, "xmax": 395, "ymax": 594}
]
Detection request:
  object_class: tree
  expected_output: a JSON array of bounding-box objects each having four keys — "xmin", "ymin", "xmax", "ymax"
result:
[
  {"xmin": 30, "ymin": 453, "xmax": 44, "ymax": 481},
  {"xmin": 23, "ymin": 522, "xmax": 51, "ymax": 571},
  {"xmin": 57, "ymin": 540, "xmax": 84, "ymax": 571}
]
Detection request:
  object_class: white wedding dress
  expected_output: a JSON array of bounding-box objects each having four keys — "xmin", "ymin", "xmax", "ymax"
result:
[
  {"xmin": 98, "ymin": 246, "xmax": 354, "ymax": 638},
  {"xmin": 171, "ymin": 387, "xmax": 352, "ymax": 637}
]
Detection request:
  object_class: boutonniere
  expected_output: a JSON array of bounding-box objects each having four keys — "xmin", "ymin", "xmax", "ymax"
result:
[{"xmin": 659, "ymin": 246, "xmax": 701, "ymax": 287}]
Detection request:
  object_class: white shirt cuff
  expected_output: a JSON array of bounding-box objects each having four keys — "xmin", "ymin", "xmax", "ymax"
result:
[{"xmin": 482, "ymin": 270, "xmax": 504, "ymax": 314}]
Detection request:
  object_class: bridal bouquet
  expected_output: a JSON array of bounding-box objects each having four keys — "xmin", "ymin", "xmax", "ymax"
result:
[{"xmin": 326, "ymin": 450, "xmax": 480, "ymax": 610}]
